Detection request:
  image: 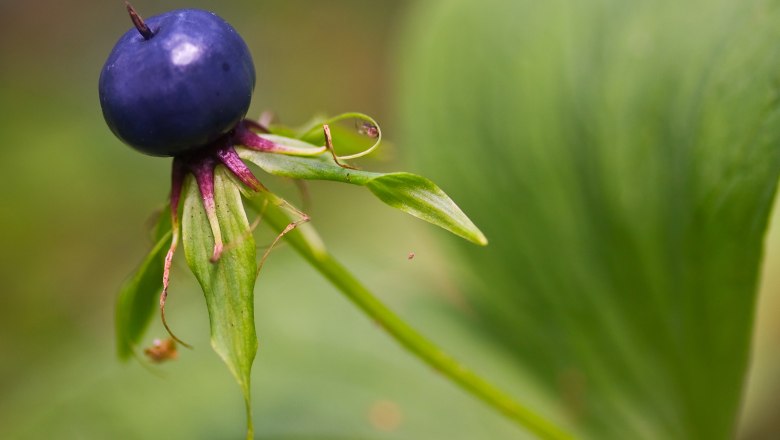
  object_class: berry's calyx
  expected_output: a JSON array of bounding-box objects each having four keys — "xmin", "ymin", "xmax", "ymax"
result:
[{"xmin": 158, "ymin": 118, "xmax": 319, "ymax": 345}]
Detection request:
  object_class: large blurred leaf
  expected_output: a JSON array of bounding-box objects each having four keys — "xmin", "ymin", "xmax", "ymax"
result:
[{"xmin": 399, "ymin": 0, "xmax": 780, "ymax": 438}]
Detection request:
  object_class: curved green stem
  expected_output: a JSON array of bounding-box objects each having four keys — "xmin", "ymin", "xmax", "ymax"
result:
[{"xmin": 254, "ymin": 196, "xmax": 572, "ymax": 440}]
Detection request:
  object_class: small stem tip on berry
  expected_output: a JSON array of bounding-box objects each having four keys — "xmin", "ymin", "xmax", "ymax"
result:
[{"xmin": 125, "ymin": 1, "xmax": 154, "ymax": 40}]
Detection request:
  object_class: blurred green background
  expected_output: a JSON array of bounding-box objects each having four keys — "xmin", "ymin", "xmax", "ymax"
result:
[{"xmin": 1, "ymin": 0, "xmax": 779, "ymax": 439}]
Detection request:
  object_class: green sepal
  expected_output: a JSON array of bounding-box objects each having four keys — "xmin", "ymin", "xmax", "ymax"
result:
[
  {"xmin": 238, "ymin": 143, "xmax": 487, "ymax": 245},
  {"xmin": 365, "ymin": 172, "xmax": 487, "ymax": 245},
  {"xmin": 181, "ymin": 168, "xmax": 258, "ymax": 439},
  {"xmin": 115, "ymin": 211, "xmax": 172, "ymax": 361}
]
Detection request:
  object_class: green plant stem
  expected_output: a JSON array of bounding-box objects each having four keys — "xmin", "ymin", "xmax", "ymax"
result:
[{"xmin": 259, "ymin": 199, "xmax": 572, "ymax": 440}]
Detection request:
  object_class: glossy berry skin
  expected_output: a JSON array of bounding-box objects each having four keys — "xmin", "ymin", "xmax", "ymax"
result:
[{"xmin": 99, "ymin": 9, "xmax": 255, "ymax": 156}]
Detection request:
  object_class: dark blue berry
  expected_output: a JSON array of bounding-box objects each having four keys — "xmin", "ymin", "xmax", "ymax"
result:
[{"xmin": 99, "ymin": 9, "xmax": 255, "ymax": 156}]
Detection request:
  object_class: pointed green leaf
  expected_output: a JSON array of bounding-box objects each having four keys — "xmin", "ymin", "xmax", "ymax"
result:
[
  {"xmin": 365, "ymin": 173, "xmax": 488, "ymax": 245},
  {"xmin": 115, "ymin": 212, "xmax": 171, "ymax": 361},
  {"xmin": 181, "ymin": 168, "xmax": 257, "ymax": 437},
  {"xmin": 239, "ymin": 147, "xmax": 486, "ymax": 244}
]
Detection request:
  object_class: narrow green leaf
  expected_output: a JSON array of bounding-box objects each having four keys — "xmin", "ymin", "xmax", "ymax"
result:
[
  {"xmin": 365, "ymin": 173, "xmax": 488, "ymax": 245},
  {"xmin": 181, "ymin": 168, "xmax": 258, "ymax": 438},
  {"xmin": 238, "ymin": 143, "xmax": 377, "ymax": 184},
  {"xmin": 115, "ymin": 212, "xmax": 171, "ymax": 361},
  {"xmin": 238, "ymin": 147, "xmax": 487, "ymax": 244}
]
